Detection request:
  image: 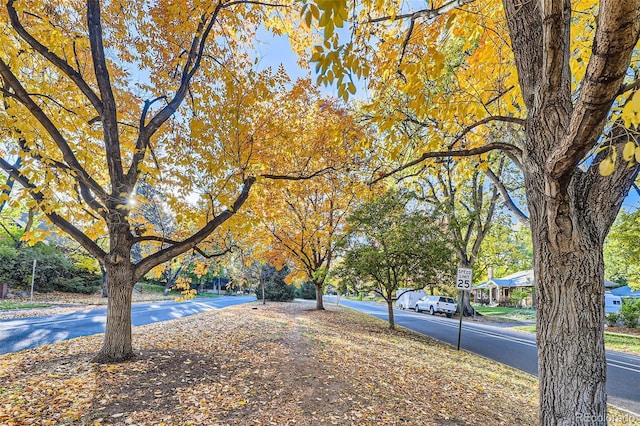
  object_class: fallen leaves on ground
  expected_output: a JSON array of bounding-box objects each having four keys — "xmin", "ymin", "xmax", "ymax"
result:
[{"xmin": 0, "ymin": 301, "xmax": 637, "ymax": 425}]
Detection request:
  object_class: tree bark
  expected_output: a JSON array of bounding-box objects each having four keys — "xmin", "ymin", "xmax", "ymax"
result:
[
  {"xmin": 527, "ymin": 176, "xmax": 606, "ymax": 424},
  {"xmin": 93, "ymin": 260, "xmax": 136, "ymax": 362},
  {"xmin": 314, "ymin": 282, "xmax": 325, "ymax": 310},
  {"xmin": 501, "ymin": 1, "xmax": 640, "ymax": 423},
  {"xmin": 387, "ymin": 300, "xmax": 395, "ymax": 329}
]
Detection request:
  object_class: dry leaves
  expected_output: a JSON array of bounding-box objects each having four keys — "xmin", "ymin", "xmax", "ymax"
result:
[{"xmin": 0, "ymin": 301, "xmax": 637, "ymax": 425}]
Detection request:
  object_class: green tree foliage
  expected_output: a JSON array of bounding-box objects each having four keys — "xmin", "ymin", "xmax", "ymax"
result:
[
  {"xmin": 258, "ymin": 264, "xmax": 294, "ymax": 302},
  {"xmin": 337, "ymin": 190, "xmax": 454, "ymax": 328},
  {"xmin": 604, "ymin": 208, "xmax": 640, "ymax": 289},
  {"xmin": 296, "ymin": 281, "xmax": 317, "ymax": 300},
  {"xmin": 474, "ymin": 221, "xmax": 532, "ymax": 282},
  {"xmin": 0, "ymin": 243, "xmax": 101, "ymax": 294}
]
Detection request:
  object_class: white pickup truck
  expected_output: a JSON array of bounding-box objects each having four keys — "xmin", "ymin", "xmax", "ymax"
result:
[{"xmin": 415, "ymin": 295, "xmax": 457, "ymax": 318}]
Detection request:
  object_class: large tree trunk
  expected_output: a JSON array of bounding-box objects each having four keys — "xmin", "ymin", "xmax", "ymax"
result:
[
  {"xmin": 501, "ymin": 1, "xmax": 640, "ymax": 423},
  {"xmin": 93, "ymin": 261, "xmax": 136, "ymax": 363},
  {"xmin": 93, "ymin": 223, "xmax": 136, "ymax": 363},
  {"xmin": 522, "ymin": 119, "xmax": 638, "ymax": 424},
  {"xmin": 314, "ymin": 282, "xmax": 325, "ymax": 310},
  {"xmin": 528, "ymin": 177, "xmax": 608, "ymax": 424}
]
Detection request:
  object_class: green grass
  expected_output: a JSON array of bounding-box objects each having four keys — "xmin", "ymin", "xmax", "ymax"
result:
[
  {"xmin": 134, "ymin": 282, "xmax": 167, "ymax": 294},
  {"xmin": 512, "ymin": 325, "xmax": 640, "ymax": 355},
  {"xmin": 474, "ymin": 305, "xmax": 537, "ymax": 320},
  {"xmin": 195, "ymin": 292, "xmax": 222, "ymax": 298},
  {"xmin": 0, "ymin": 301, "xmax": 50, "ymax": 310},
  {"xmin": 605, "ymin": 332, "xmax": 640, "ymax": 353},
  {"xmin": 513, "ymin": 325, "xmax": 536, "ymax": 333},
  {"xmin": 474, "ymin": 306, "xmax": 518, "ymax": 316}
]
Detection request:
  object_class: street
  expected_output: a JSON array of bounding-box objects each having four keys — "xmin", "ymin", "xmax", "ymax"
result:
[
  {"xmin": 0, "ymin": 295, "xmax": 255, "ymax": 354},
  {"xmin": 329, "ymin": 297, "xmax": 640, "ymax": 416}
]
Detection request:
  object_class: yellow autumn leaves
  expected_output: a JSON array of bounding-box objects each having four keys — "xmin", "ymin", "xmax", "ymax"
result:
[{"xmin": 599, "ymin": 91, "xmax": 640, "ymax": 176}]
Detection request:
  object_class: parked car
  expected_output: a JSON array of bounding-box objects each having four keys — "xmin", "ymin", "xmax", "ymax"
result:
[{"xmin": 415, "ymin": 295, "xmax": 457, "ymax": 318}]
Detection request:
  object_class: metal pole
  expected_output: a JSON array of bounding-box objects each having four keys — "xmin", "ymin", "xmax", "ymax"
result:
[
  {"xmin": 457, "ymin": 290, "xmax": 463, "ymax": 350},
  {"xmin": 30, "ymin": 259, "xmax": 36, "ymax": 303}
]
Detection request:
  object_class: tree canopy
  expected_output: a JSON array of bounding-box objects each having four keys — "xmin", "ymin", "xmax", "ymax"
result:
[{"xmin": 337, "ymin": 190, "xmax": 454, "ymax": 328}]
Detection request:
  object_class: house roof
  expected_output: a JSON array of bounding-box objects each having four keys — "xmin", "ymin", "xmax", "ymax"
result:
[
  {"xmin": 474, "ymin": 269, "xmax": 618, "ymax": 290},
  {"xmin": 474, "ymin": 269, "xmax": 535, "ymax": 289},
  {"xmin": 610, "ymin": 285, "xmax": 640, "ymax": 298}
]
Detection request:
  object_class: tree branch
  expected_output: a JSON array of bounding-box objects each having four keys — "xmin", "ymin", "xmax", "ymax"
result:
[
  {"xmin": 547, "ymin": 1, "xmax": 640, "ymax": 183},
  {"xmin": 484, "ymin": 167, "xmax": 528, "ymax": 224},
  {"xmin": 134, "ymin": 176, "xmax": 256, "ymax": 281},
  {"xmin": 370, "ymin": 143, "xmax": 522, "ymax": 185},
  {"xmin": 450, "ymin": 115, "xmax": 525, "ymax": 147},
  {"xmin": 368, "ymin": 0, "xmax": 475, "ymax": 23},
  {"xmin": 262, "ymin": 166, "xmax": 338, "ymax": 181},
  {"xmin": 6, "ymin": 0, "xmax": 103, "ymax": 114},
  {"xmin": 0, "ymin": 58, "xmax": 108, "ymax": 201},
  {"xmin": 87, "ymin": 0, "xmax": 125, "ymax": 187}
]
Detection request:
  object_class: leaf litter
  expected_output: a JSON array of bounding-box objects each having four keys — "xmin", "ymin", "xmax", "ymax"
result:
[{"xmin": 1, "ymin": 301, "xmax": 637, "ymax": 425}]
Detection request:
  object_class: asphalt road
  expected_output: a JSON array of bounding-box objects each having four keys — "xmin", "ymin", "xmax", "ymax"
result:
[
  {"xmin": 0, "ymin": 295, "xmax": 256, "ymax": 355},
  {"xmin": 329, "ymin": 297, "xmax": 640, "ymax": 416}
]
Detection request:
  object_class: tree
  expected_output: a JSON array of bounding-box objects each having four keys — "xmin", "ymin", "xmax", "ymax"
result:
[
  {"xmin": 413, "ymin": 157, "xmax": 524, "ymax": 315},
  {"xmin": 474, "ymin": 220, "xmax": 533, "ymax": 281},
  {"xmin": 258, "ymin": 263, "xmax": 295, "ymax": 302},
  {"xmin": 337, "ymin": 190, "xmax": 454, "ymax": 329},
  {"xmin": 0, "ymin": 0, "xmax": 313, "ymax": 362},
  {"xmin": 248, "ymin": 85, "xmax": 371, "ymax": 310},
  {"xmin": 307, "ymin": 0, "xmax": 640, "ymax": 422}
]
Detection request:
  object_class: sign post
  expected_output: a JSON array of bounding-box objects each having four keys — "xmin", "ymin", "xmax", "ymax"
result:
[{"xmin": 455, "ymin": 267, "xmax": 473, "ymax": 350}]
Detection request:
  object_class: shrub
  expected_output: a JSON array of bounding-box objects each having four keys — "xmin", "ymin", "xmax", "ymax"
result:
[
  {"xmin": 605, "ymin": 312, "xmax": 619, "ymax": 327},
  {"xmin": 619, "ymin": 299, "xmax": 640, "ymax": 328},
  {"xmin": 0, "ymin": 243, "xmax": 102, "ymax": 294}
]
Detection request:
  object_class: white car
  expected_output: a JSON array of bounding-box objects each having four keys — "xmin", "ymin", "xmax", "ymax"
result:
[{"xmin": 415, "ymin": 295, "xmax": 457, "ymax": 318}]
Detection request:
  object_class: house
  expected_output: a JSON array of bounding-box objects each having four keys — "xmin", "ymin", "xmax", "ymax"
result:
[
  {"xmin": 610, "ymin": 285, "xmax": 640, "ymax": 299},
  {"xmin": 473, "ymin": 269, "xmax": 536, "ymax": 307},
  {"xmin": 473, "ymin": 268, "xmax": 622, "ymax": 307}
]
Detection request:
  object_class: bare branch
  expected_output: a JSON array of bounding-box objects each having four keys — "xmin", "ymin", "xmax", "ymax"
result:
[
  {"xmin": 450, "ymin": 115, "xmax": 525, "ymax": 147},
  {"xmin": 484, "ymin": 167, "xmax": 528, "ymax": 224},
  {"xmin": 223, "ymin": 0, "xmax": 288, "ymax": 7},
  {"xmin": 619, "ymin": 78, "xmax": 640, "ymax": 96},
  {"xmin": 368, "ymin": 0, "xmax": 475, "ymax": 23},
  {"xmin": 262, "ymin": 166, "xmax": 338, "ymax": 181},
  {"xmin": 370, "ymin": 143, "xmax": 522, "ymax": 185}
]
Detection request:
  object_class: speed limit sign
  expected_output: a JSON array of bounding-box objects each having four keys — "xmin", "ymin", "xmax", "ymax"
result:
[{"xmin": 456, "ymin": 267, "xmax": 473, "ymax": 290}]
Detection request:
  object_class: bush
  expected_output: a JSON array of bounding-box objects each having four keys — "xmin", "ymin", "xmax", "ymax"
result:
[
  {"xmin": 56, "ymin": 275, "xmax": 102, "ymax": 294},
  {"xmin": 296, "ymin": 281, "xmax": 317, "ymax": 300},
  {"xmin": 605, "ymin": 312, "xmax": 619, "ymax": 327},
  {"xmin": 619, "ymin": 299, "xmax": 640, "ymax": 328},
  {"xmin": 0, "ymin": 243, "xmax": 102, "ymax": 294}
]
